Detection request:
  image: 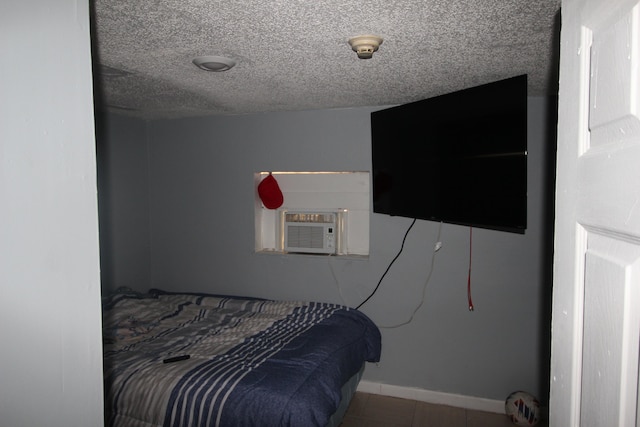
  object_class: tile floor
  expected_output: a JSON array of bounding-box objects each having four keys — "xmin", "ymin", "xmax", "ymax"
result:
[{"xmin": 340, "ymin": 392, "xmax": 548, "ymax": 427}]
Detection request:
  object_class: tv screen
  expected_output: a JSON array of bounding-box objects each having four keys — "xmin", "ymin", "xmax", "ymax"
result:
[{"xmin": 371, "ymin": 74, "xmax": 527, "ymax": 233}]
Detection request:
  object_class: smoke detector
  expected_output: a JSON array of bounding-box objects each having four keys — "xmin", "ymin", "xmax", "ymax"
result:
[{"xmin": 348, "ymin": 35, "xmax": 383, "ymax": 59}]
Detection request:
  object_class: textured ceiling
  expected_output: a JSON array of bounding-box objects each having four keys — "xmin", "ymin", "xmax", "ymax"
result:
[{"xmin": 92, "ymin": 0, "xmax": 561, "ymax": 120}]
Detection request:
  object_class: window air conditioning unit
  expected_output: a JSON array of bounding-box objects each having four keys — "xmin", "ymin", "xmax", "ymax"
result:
[{"xmin": 283, "ymin": 211, "xmax": 340, "ymax": 254}]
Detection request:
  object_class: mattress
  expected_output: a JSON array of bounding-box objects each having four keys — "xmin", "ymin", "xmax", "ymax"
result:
[{"xmin": 102, "ymin": 289, "xmax": 381, "ymax": 427}]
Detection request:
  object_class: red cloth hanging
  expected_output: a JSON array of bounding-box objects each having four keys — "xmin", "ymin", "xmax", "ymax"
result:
[{"xmin": 258, "ymin": 173, "xmax": 283, "ymax": 209}]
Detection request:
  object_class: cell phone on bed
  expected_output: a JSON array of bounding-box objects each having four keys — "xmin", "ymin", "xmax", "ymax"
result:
[{"xmin": 163, "ymin": 355, "xmax": 190, "ymax": 363}]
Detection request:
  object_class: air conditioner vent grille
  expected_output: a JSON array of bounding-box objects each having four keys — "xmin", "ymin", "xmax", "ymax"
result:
[{"xmin": 287, "ymin": 225, "xmax": 324, "ymax": 249}]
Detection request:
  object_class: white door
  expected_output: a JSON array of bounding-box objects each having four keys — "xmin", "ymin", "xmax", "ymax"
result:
[{"xmin": 550, "ymin": 0, "xmax": 640, "ymax": 426}]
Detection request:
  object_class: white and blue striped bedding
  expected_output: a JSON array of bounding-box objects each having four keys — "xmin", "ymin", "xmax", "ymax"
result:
[{"xmin": 102, "ymin": 289, "xmax": 381, "ymax": 427}]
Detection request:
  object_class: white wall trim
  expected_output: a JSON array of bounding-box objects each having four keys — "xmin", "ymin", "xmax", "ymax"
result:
[{"xmin": 357, "ymin": 381, "xmax": 506, "ymax": 414}]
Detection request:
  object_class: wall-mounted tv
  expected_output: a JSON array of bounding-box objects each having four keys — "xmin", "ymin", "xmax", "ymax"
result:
[{"xmin": 371, "ymin": 74, "xmax": 527, "ymax": 234}]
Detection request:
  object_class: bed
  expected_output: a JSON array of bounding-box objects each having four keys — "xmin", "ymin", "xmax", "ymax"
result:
[{"xmin": 102, "ymin": 289, "xmax": 381, "ymax": 427}]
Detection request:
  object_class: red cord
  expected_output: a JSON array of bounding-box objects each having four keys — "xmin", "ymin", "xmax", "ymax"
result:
[{"xmin": 467, "ymin": 226, "xmax": 474, "ymax": 311}]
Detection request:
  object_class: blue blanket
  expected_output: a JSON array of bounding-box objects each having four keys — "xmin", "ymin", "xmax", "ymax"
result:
[{"xmin": 103, "ymin": 289, "xmax": 381, "ymax": 427}]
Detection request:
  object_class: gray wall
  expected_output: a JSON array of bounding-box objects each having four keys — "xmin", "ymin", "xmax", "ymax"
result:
[
  {"xmin": 97, "ymin": 114, "xmax": 151, "ymax": 293},
  {"xmin": 97, "ymin": 97, "xmax": 555, "ymax": 402},
  {"xmin": 1, "ymin": 1, "xmax": 104, "ymax": 425}
]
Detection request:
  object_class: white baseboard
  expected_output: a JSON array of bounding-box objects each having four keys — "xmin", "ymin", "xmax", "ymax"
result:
[{"xmin": 356, "ymin": 381, "xmax": 505, "ymax": 414}]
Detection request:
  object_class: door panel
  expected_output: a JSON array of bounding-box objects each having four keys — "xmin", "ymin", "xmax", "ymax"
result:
[
  {"xmin": 588, "ymin": 5, "xmax": 640, "ymax": 145},
  {"xmin": 551, "ymin": 0, "xmax": 640, "ymax": 425},
  {"xmin": 582, "ymin": 234, "xmax": 640, "ymax": 426}
]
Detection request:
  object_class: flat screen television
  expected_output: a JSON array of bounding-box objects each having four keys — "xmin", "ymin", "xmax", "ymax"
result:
[{"xmin": 371, "ymin": 74, "xmax": 527, "ymax": 234}]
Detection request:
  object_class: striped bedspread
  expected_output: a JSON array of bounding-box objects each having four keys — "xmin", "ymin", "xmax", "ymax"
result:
[{"xmin": 102, "ymin": 289, "xmax": 381, "ymax": 427}]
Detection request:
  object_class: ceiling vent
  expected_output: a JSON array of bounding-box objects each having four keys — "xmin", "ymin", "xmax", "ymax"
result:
[{"xmin": 98, "ymin": 64, "xmax": 132, "ymax": 78}]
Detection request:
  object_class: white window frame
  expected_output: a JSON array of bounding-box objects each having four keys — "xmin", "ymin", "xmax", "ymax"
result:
[{"xmin": 254, "ymin": 171, "xmax": 369, "ymax": 257}]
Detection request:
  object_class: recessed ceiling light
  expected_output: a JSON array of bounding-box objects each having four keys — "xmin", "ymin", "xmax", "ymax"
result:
[{"xmin": 192, "ymin": 56, "xmax": 236, "ymax": 72}]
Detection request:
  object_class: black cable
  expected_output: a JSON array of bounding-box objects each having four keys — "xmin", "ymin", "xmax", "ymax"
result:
[{"xmin": 356, "ymin": 218, "xmax": 417, "ymax": 310}]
